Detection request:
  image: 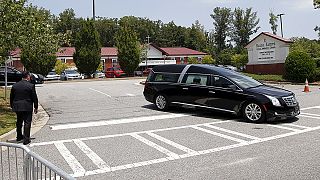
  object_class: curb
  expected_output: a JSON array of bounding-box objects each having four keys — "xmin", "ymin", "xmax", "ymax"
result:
[{"xmin": 0, "ymin": 104, "xmax": 49, "ymax": 142}]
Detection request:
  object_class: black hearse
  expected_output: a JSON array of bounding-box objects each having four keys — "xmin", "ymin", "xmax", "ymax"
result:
[{"xmin": 143, "ymin": 64, "xmax": 300, "ymax": 123}]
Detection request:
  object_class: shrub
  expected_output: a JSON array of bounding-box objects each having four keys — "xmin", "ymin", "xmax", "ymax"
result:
[
  {"xmin": 283, "ymin": 51, "xmax": 317, "ymax": 82},
  {"xmin": 202, "ymin": 55, "xmax": 215, "ymax": 64}
]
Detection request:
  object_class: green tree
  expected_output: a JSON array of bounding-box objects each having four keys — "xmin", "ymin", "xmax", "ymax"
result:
[
  {"xmin": 231, "ymin": 53, "xmax": 248, "ymax": 70},
  {"xmin": 0, "ymin": 0, "xmax": 27, "ymax": 63},
  {"xmin": 73, "ymin": 19, "xmax": 101, "ymax": 76},
  {"xmin": 158, "ymin": 21, "xmax": 188, "ymax": 47},
  {"xmin": 185, "ymin": 20, "xmax": 207, "ymax": 51},
  {"xmin": 284, "ymin": 51, "xmax": 317, "ymax": 82},
  {"xmin": 217, "ymin": 49, "xmax": 234, "ymax": 65},
  {"xmin": 210, "ymin": 7, "xmax": 232, "ymax": 53},
  {"xmin": 53, "ymin": 8, "xmax": 79, "ymax": 46},
  {"xmin": 314, "ymin": 0, "xmax": 320, "ymax": 8},
  {"xmin": 54, "ymin": 60, "xmax": 68, "ymax": 75},
  {"xmin": 231, "ymin": 7, "xmax": 260, "ymax": 52},
  {"xmin": 95, "ymin": 17, "xmax": 119, "ymax": 47},
  {"xmin": 115, "ymin": 22, "xmax": 141, "ymax": 76},
  {"xmin": 202, "ymin": 55, "xmax": 215, "ymax": 64},
  {"xmin": 188, "ymin": 57, "xmax": 199, "ymax": 64},
  {"xmin": 269, "ymin": 11, "xmax": 278, "ymax": 35},
  {"xmin": 20, "ymin": 6, "xmax": 61, "ymax": 75},
  {"xmin": 290, "ymin": 37, "xmax": 320, "ymax": 58}
]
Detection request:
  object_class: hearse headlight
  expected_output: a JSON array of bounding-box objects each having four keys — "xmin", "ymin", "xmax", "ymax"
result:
[{"xmin": 265, "ymin": 95, "xmax": 282, "ymax": 107}]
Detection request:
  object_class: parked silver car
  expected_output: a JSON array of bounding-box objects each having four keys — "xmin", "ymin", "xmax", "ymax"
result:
[
  {"xmin": 44, "ymin": 71, "xmax": 60, "ymax": 81},
  {"xmin": 60, "ymin": 70, "xmax": 83, "ymax": 80}
]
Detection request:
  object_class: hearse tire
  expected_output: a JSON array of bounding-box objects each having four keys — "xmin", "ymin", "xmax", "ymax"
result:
[
  {"xmin": 242, "ymin": 101, "xmax": 266, "ymax": 123},
  {"xmin": 154, "ymin": 94, "xmax": 169, "ymax": 111}
]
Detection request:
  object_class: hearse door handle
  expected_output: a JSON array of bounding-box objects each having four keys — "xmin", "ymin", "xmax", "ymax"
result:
[
  {"xmin": 209, "ymin": 91, "xmax": 215, "ymax": 94},
  {"xmin": 182, "ymin": 87, "xmax": 189, "ymax": 90}
]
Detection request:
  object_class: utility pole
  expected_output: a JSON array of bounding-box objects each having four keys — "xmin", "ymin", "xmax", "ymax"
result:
[
  {"xmin": 93, "ymin": 0, "xmax": 96, "ymax": 20},
  {"xmin": 277, "ymin": 13, "xmax": 285, "ymax": 37}
]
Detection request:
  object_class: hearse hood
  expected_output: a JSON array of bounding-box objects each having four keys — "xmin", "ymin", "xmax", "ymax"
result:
[{"xmin": 246, "ymin": 85, "xmax": 293, "ymax": 97}]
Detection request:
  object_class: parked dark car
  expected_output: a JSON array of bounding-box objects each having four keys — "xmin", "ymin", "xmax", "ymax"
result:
[
  {"xmin": 0, "ymin": 66, "xmax": 44, "ymax": 84},
  {"xmin": 143, "ymin": 64, "xmax": 300, "ymax": 123},
  {"xmin": 0, "ymin": 66, "xmax": 22, "ymax": 84}
]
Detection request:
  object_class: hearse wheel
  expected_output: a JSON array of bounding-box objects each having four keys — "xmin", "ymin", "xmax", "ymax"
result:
[
  {"xmin": 242, "ymin": 102, "xmax": 266, "ymax": 123},
  {"xmin": 154, "ymin": 94, "xmax": 169, "ymax": 111}
]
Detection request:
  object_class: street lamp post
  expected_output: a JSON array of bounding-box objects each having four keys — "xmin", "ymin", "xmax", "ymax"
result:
[
  {"xmin": 277, "ymin": 13, "xmax": 285, "ymax": 37},
  {"xmin": 93, "ymin": 0, "xmax": 95, "ymax": 20}
]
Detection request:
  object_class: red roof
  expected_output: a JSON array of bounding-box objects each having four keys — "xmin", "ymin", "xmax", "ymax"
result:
[
  {"xmin": 10, "ymin": 46, "xmax": 205, "ymax": 58},
  {"xmin": 56, "ymin": 47, "xmax": 75, "ymax": 57},
  {"xmin": 245, "ymin": 32, "xmax": 293, "ymax": 48},
  {"xmin": 101, "ymin": 47, "xmax": 117, "ymax": 56},
  {"xmin": 160, "ymin": 47, "xmax": 207, "ymax": 56}
]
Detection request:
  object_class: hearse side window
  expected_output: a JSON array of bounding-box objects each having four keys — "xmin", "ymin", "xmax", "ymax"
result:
[
  {"xmin": 212, "ymin": 76, "xmax": 234, "ymax": 88},
  {"xmin": 152, "ymin": 73, "xmax": 179, "ymax": 83},
  {"xmin": 182, "ymin": 74, "xmax": 209, "ymax": 86}
]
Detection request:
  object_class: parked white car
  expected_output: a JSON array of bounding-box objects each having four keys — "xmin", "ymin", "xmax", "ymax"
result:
[
  {"xmin": 44, "ymin": 71, "xmax": 60, "ymax": 81},
  {"xmin": 60, "ymin": 70, "xmax": 83, "ymax": 80}
]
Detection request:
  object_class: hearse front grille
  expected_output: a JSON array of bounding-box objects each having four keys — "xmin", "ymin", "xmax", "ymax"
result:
[{"xmin": 282, "ymin": 96, "xmax": 297, "ymax": 107}]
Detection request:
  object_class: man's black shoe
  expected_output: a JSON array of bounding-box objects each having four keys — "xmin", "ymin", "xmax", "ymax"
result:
[
  {"xmin": 23, "ymin": 140, "xmax": 31, "ymax": 145},
  {"xmin": 16, "ymin": 138, "xmax": 24, "ymax": 142}
]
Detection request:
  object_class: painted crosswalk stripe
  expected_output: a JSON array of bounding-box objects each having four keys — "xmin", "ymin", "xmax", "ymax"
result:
[
  {"xmin": 54, "ymin": 142, "xmax": 85, "ymax": 177},
  {"xmin": 192, "ymin": 126, "xmax": 247, "ymax": 143},
  {"xmin": 203, "ymin": 124, "xmax": 261, "ymax": 140},
  {"xmin": 51, "ymin": 113, "xmax": 189, "ymax": 130},
  {"xmin": 268, "ymin": 125, "xmax": 300, "ymax": 132},
  {"xmin": 131, "ymin": 134, "xmax": 180, "ymax": 159},
  {"xmin": 146, "ymin": 132, "xmax": 198, "ymax": 154},
  {"xmin": 73, "ymin": 139, "xmax": 111, "ymax": 171}
]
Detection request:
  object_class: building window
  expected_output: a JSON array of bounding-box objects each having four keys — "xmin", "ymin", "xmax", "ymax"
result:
[
  {"xmin": 101, "ymin": 59, "xmax": 106, "ymax": 71},
  {"xmin": 60, "ymin": 58, "xmax": 66, "ymax": 63},
  {"xmin": 112, "ymin": 59, "xmax": 118, "ymax": 67},
  {"xmin": 180, "ymin": 57, "xmax": 184, "ymax": 64}
]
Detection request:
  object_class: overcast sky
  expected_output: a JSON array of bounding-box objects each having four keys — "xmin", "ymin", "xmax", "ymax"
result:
[{"xmin": 29, "ymin": 0, "xmax": 320, "ymax": 40}]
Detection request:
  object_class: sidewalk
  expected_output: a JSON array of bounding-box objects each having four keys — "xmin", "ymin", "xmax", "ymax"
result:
[{"xmin": 0, "ymin": 103, "xmax": 49, "ymax": 142}]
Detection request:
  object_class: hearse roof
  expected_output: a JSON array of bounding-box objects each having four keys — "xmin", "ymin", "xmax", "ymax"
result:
[
  {"xmin": 153, "ymin": 64, "xmax": 239, "ymax": 76},
  {"xmin": 152, "ymin": 64, "xmax": 187, "ymax": 73}
]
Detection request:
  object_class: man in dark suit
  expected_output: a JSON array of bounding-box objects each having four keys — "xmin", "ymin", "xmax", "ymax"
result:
[{"xmin": 10, "ymin": 71, "xmax": 38, "ymax": 145}]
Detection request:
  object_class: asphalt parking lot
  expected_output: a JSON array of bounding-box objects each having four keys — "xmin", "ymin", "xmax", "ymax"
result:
[{"xmin": 29, "ymin": 79, "xmax": 320, "ymax": 179}]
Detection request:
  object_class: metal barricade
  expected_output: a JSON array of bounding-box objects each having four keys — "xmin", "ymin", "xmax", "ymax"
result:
[{"xmin": 0, "ymin": 142, "xmax": 75, "ymax": 180}]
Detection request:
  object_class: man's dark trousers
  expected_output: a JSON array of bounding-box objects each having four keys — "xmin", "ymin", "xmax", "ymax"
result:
[{"xmin": 16, "ymin": 111, "xmax": 33, "ymax": 141}]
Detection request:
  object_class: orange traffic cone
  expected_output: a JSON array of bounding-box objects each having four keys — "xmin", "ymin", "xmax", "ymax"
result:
[{"xmin": 303, "ymin": 79, "xmax": 310, "ymax": 92}]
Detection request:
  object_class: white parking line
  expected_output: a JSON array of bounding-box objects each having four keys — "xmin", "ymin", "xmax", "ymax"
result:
[
  {"xmin": 146, "ymin": 132, "xmax": 198, "ymax": 154},
  {"xmin": 50, "ymin": 113, "xmax": 189, "ymax": 130},
  {"xmin": 298, "ymin": 115, "xmax": 320, "ymax": 120},
  {"xmin": 54, "ymin": 142, "xmax": 86, "ymax": 177},
  {"xmin": 283, "ymin": 124, "xmax": 310, "ymax": 129},
  {"xmin": 89, "ymin": 88, "xmax": 111, "ymax": 97},
  {"xmin": 32, "ymin": 121, "xmax": 230, "ymax": 147},
  {"xmin": 131, "ymin": 134, "xmax": 180, "ymax": 159},
  {"xmin": 300, "ymin": 112, "xmax": 320, "ymax": 117},
  {"xmin": 203, "ymin": 124, "xmax": 261, "ymax": 140},
  {"xmin": 300, "ymin": 106, "xmax": 320, "ymax": 110},
  {"xmin": 126, "ymin": 93, "xmax": 135, "ymax": 97},
  {"xmin": 192, "ymin": 126, "xmax": 247, "ymax": 143},
  {"xmin": 72, "ymin": 125, "xmax": 320, "ymax": 178},
  {"xmin": 73, "ymin": 139, "xmax": 111, "ymax": 171},
  {"xmin": 268, "ymin": 125, "xmax": 300, "ymax": 132}
]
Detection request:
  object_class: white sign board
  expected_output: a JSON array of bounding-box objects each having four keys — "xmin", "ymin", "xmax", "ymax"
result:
[
  {"xmin": 256, "ymin": 40, "xmax": 276, "ymax": 61},
  {"xmin": 139, "ymin": 60, "xmax": 176, "ymax": 66}
]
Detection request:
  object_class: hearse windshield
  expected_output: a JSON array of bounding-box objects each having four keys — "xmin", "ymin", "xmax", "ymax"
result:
[{"xmin": 228, "ymin": 73, "xmax": 263, "ymax": 89}]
